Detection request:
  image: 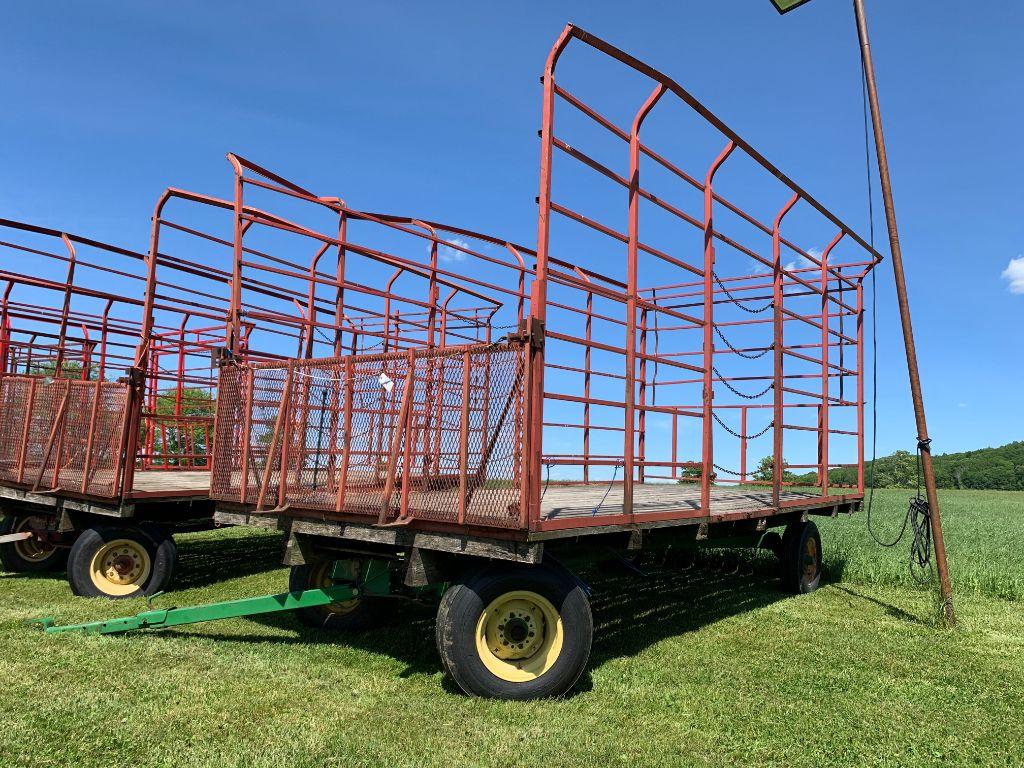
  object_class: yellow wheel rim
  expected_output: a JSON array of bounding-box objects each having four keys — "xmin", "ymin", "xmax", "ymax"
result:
[
  {"xmin": 13, "ymin": 516, "xmax": 56, "ymax": 562},
  {"xmin": 475, "ymin": 590, "xmax": 563, "ymax": 683},
  {"xmin": 89, "ymin": 538, "xmax": 151, "ymax": 596},
  {"xmin": 312, "ymin": 560, "xmax": 361, "ymax": 615},
  {"xmin": 803, "ymin": 536, "xmax": 819, "ymax": 581}
]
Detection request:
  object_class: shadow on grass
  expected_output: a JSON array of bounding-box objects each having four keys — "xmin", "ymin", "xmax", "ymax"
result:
[
  {"xmin": 164, "ymin": 551, "xmax": 803, "ymax": 691},
  {"xmin": 0, "ymin": 570, "xmax": 67, "ymax": 583},
  {"xmin": 584, "ymin": 556, "xmax": 785, "ymax": 670},
  {"xmin": 831, "ymin": 584, "xmax": 931, "ymax": 626},
  {"xmin": 171, "ymin": 530, "xmax": 285, "ymax": 590}
]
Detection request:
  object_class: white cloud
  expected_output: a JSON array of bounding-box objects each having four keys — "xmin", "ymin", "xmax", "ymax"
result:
[
  {"xmin": 785, "ymin": 246, "xmax": 825, "ymax": 273},
  {"xmin": 957, "ymin": 402, "xmax": 968, "ymax": 409},
  {"xmin": 1002, "ymin": 255, "xmax": 1024, "ymax": 294},
  {"xmin": 438, "ymin": 237, "xmax": 470, "ymax": 264}
]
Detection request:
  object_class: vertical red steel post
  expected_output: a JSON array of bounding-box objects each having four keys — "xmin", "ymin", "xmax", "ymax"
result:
[
  {"xmin": 49, "ymin": 379, "xmax": 71, "ymax": 490},
  {"xmin": 772, "ymin": 194, "xmax": 799, "ymax": 507},
  {"xmin": 572, "ymin": 267, "xmax": 594, "ymax": 484},
  {"xmin": 671, "ymin": 412, "xmax": 678, "ymax": 480},
  {"xmin": 638, "ymin": 304, "xmax": 648, "ymax": 484},
  {"xmin": 16, "ymin": 377, "xmax": 38, "ymax": 483},
  {"xmin": 227, "ymin": 155, "xmax": 247, "ymax": 356},
  {"xmin": 256, "ymin": 363, "xmax": 294, "ymax": 511},
  {"xmin": 702, "ymin": 142, "xmax": 735, "ymax": 511},
  {"xmin": 740, "ymin": 406, "xmax": 748, "ymax": 483},
  {"xmin": 98, "ymin": 299, "xmax": 113, "ymax": 380},
  {"xmin": 458, "ymin": 349, "xmax": 471, "ymax": 525},
  {"xmin": 333, "ymin": 212, "xmax": 348, "ymax": 357},
  {"xmin": 81, "ymin": 379, "xmax": 103, "ymax": 493},
  {"xmin": 277, "ymin": 365, "xmax": 297, "ymax": 509},
  {"xmin": 819, "ymin": 232, "xmax": 844, "ymax": 496},
  {"xmin": 303, "ymin": 244, "xmax": 329, "ymax": 358},
  {"xmin": 124, "ymin": 192, "xmax": 170, "ymax": 498},
  {"xmin": 335, "ymin": 357, "xmax": 354, "ymax": 514},
  {"xmin": 625, "ymin": 84, "xmax": 665, "ymax": 520},
  {"xmin": 239, "ymin": 366, "xmax": 254, "ymax": 504},
  {"xmin": 34, "ymin": 380, "xmax": 70, "ymax": 491},
  {"xmin": 0, "ymin": 284, "xmax": 11, "ymax": 374},
  {"xmin": 399, "ymin": 352, "xmax": 417, "ymax": 521},
  {"xmin": 53, "ymin": 234, "xmax": 77, "ymax": 378},
  {"xmin": 515, "ymin": 338, "xmax": 531, "ymax": 529},
  {"xmin": 378, "ymin": 351, "xmax": 415, "ymax": 524},
  {"xmin": 531, "ymin": 29, "xmax": 574, "ymax": 529},
  {"xmin": 856, "ymin": 283, "xmax": 865, "ymax": 491}
]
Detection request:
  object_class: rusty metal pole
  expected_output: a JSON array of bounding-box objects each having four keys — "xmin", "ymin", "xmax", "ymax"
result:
[{"xmin": 853, "ymin": 0, "xmax": 954, "ymax": 624}]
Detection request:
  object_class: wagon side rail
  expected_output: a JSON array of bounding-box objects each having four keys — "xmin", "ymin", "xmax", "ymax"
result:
[{"xmin": 210, "ymin": 336, "xmax": 529, "ymax": 532}]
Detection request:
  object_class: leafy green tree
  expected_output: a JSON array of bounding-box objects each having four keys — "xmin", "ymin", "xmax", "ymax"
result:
[
  {"xmin": 36, "ymin": 360, "xmax": 90, "ymax": 380},
  {"xmin": 872, "ymin": 449, "xmax": 916, "ymax": 488},
  {"xmin": 142, "ymin": 388, "xmax": 215, "ymax": 467},
  {"xmin": 752, "ymin": 455, "xmax": 797, "ymax": 483}
]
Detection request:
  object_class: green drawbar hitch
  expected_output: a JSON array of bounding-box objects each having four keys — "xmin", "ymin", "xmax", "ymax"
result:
[{"xmin": 33, "ymin": 560, "xmax": 391, "ymax": 636}]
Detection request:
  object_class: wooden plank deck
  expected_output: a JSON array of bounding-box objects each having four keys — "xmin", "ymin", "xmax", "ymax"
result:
[
  {"xmin": 130, "ymin": 470, "xmax": 210, "ymax": 497},
  {"xmin": 539, "ymin": 484, "xmax": 823, "ymax": 521}
]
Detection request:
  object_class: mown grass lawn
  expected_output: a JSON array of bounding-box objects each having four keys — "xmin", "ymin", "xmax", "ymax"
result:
[{"xmin": 1, "ymin": 489, "xmax": 1022, "ymax": 768}]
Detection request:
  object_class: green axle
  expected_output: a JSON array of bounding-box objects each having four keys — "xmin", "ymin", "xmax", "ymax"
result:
[{"xmin": 34, "ymin": 559, "xmax": 392, "ymax": 636}]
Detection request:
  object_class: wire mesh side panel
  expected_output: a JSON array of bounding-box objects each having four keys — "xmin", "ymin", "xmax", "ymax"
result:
[
  {"xmin": 282, "ymin": 361, "xmax": 348, "ymax": 510},
  {"xmin": 211, "ymin": 364, "xmax": 280, "ymax": 504},
  {"xmin": 210, "ymin": 343, "xmax": 527, "ymax": 531},
  {"xmin": 0, "ymin": 376, "xmax": 128, "ymax": 497},
  {"xmin": 0, "ymin": 376, "xmax": 33, "ymax": 483}
]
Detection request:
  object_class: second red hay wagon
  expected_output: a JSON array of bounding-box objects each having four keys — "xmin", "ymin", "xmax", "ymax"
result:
[{"xmin": 39, "ymin": 25, "xmax": 881, "ymax": 700}]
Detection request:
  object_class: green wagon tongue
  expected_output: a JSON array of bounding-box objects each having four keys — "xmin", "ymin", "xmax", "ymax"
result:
[{"xmin": 30, "ymin": 583, "xmax": 363, "ymax": 636}]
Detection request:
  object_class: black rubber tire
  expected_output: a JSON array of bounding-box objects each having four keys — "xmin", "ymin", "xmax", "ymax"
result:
[
  {"xmin": 436, "ymin": 562, "xmax": 593, "ymax": 700},
  {"xmin": 759, "ymin": 531, "xmax": 784, "ymax": 559},
  {"xmin": 779, "ymin": 520, "xmax": 822, "ymax": 594},
  {"xmin": 0, "ymin": 513, "xmax": 68, "ymax": 573},
  {"xmin": 140, "ymin": 524, "xmax": 178, "ymax": 589},
  {"xmin": 67, "ymin": 525, "xmax": 176, "ymax": 599},
  {"xmin": 289, "ymin": 559, "xmax": 391, "ymax": 631}
]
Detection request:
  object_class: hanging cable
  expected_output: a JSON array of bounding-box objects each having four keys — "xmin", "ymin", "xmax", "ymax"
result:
[
  {"xmin": 857, "ymin": 33, "xmax": 933, "ymax": 584},
  {"xmin": 591, "ymin": 461, "xmax": 623, "ymax": 515}
]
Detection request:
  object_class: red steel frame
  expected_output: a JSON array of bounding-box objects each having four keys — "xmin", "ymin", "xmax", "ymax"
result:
[
  {"xmin": 0, "ymin": 26, "xmax": 878, "ymax": 533},
  {"xmin": 526, "ymin": 26, "xmax": 880, "ymax": 533},
  {"xmin": 0, "ymin": 218, "xmax": 228, "ymax": 500},
  {"xmin": 207, "ymin": 155, "xmax": 534, "ymax": 522},
  {"xmin": 207, "ymin": 26, "xmax": 881, "ymax": 541}
]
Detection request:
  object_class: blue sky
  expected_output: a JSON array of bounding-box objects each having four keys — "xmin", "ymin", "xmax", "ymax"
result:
[{"xmin": 2, "ymin": 0, "xmax": 1022, "ymax": 461}]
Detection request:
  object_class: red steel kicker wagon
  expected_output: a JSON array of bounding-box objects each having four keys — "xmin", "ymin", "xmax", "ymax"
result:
[
  {"xmin": 0, "ymin": 217, "xmax": 228, "ymax": 596},
  {"xmin": 40, "ymin": 27, "xmax": 882, "ymax": 700}
]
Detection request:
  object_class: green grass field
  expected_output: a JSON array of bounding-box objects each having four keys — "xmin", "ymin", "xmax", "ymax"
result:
[{"xmin": 2, "ymin": 488, "xmax": 1022, "ymax": 767}]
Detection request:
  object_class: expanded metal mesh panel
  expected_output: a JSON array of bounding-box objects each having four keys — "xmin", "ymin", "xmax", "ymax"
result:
[
  {"xmin": 0, "ymin": 377, "xmax": 34, "ymax": 481},
  {"xmin": 210, "ymin": 343, "xmax": 527, "ymax": 530},
  {"xmin": 0, "ymin": 376, "xmax": 128, "ymax": 497}
]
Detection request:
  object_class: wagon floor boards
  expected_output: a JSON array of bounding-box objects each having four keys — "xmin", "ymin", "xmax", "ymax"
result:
[
  {"xmin": 130, "ymin": 470, "xmax": 210, "ymax": 496},
  {"xmin": 539, "ymin": 484, "xmax": 823, "ymax": 521}
]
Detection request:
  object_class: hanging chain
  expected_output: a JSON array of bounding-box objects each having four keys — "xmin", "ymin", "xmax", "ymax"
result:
[
  {"xmin": 713, "ymin": 271, "xmax": 773, "ymax": 314},
  {"xmin": 713, "ymin": 324, "xmax": 771, "ymax": 360},
  {"xmin": 712, "ymin": 410, "xmax": 774, "ymax": 441},
  {"xmin": 713, "ymin": 366, "xmax": 773, "ymax": 400}
]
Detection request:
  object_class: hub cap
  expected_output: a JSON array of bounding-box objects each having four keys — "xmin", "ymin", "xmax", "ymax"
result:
[
  {"xmin": 312, "ymin": 560, "xmax": 361, "ymax": 615},
  {"xmin": 475, "ymin": 590, "xmax": 563, "ymax": 683},
  {"xmin": 89, "ymin": 538, "xmax": 151, "ymax": 596},
  {"xmin": 803, "ymin": 536, "xmax": 819, "ymax": 582},
  {"xmin": 13, "ymin": 516, "xmax": 57, "ymax": 562}
]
